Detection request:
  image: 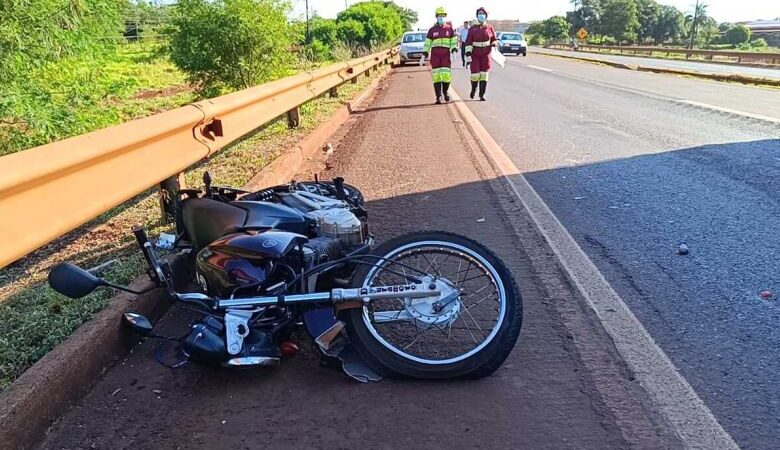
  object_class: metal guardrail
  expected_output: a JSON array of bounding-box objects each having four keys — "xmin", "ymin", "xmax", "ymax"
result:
[
  {"xmin": 0, "ymin": 48, "xmax": 398, "ymax": 269},
  {"xmin": 545, "ymin": 43, "xmax": 780, "ymax": 65}
]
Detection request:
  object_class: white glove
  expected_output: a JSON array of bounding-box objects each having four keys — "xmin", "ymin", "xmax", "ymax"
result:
[{"xmin": 419, "ymin": 55, "xmax": 426, "ymax": 66}]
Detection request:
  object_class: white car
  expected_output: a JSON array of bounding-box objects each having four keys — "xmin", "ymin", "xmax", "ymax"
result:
[
  {"xmin": 399, "ymin": 31, "xmax": 427, "ymax": 65},
  {"xmin": 496, "ymin": 32, "xmax": 527, "ymax": 56}
]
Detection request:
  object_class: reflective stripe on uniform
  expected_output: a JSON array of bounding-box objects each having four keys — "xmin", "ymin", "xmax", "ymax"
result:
[
  {"xmin": 469, "ymin": 71, "xmax": 489, "ymax": 81},
  {"xmin": 465, "ymin": 45, "xmax": 473, "ymax": 53},
  {"xmin": 432, "ymin": 67, "xmax": 452, "ymax": 83},
  {"xmin": 472, "ymin": 40, "xmax": 492, "ymax": 48},
  {"xmin": 426, "ymin": 37, "xmax": 457, "ymax": 52}
]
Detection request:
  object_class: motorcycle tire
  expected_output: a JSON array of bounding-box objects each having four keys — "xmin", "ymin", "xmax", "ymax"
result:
[{"xmin": 345, "ymin": 231, "xmax": 522, "ymax": 380}]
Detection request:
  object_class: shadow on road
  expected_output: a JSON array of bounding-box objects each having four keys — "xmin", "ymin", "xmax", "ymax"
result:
[{"xmin": 521, "ymin": 138, "xmax": 780, "ymax": 449}]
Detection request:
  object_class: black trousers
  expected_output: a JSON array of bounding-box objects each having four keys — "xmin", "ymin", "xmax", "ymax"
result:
[{"xmin": 461, "ymin": 43, "xmax": 467, "ymax": 66}]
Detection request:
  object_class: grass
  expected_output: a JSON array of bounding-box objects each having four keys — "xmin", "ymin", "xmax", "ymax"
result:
[
  {"xmin": 0, "ymin": 61, "xmax": 386, "ymax": 389},
  {"xmin": 0, "ymin": 43, "xmax": 195, "ymax": 156}
]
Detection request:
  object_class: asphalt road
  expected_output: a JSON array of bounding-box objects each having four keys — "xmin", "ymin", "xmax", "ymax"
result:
[
  {"xmin": 452, "ymin": 53, "xmax": 780, "ymax": 449},
  {"xmin": 39, "ymin": 67, "xmax": 681, "ymax": 449},
  {"xmin": 533, "ymin": 47, "xmax": 780, "ymax": 81}
]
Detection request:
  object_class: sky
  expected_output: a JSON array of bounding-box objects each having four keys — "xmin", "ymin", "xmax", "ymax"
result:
[{"xmin": 290, "ymin": 0, "xmax": 779, "ymax": 27}]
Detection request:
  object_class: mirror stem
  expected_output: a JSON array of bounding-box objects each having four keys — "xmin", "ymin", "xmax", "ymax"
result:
[{"xmin": 103, "ymin": 281, "xmax": 155, "ymax": 296}]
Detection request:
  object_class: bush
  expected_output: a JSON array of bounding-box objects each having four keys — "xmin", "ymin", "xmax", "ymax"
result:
[
  {"xmin": 336, "ymin": 19, "xmax": 368, "ymax": 46},
  {"xmin": 541, "ymin": 16, "xmax": 570, "ymax": 41},
  {"xmin": 168, "ymin": 0, "xmax": 294, "ymax": 95},
  {"xmin": 527, "ymin": 34, "xmax": 545, "ymax": 46},
  {"xmin": 336, "ymin": 2, "xmax": 403, "ymax": 49},
  {"xmin": 725, "ymin": 24, "xmax": 751, "ymax": 45},
  {"xmin": 750, "ymin": 38, "xmax": 768, "ymax": 48}
]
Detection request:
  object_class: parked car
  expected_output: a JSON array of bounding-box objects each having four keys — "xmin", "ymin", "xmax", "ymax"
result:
[
  {"xmin": 399, "ymin": 31, "xmax": 427, "ymax": 65},
  {"xmin": 496, "ymin": 32, "xmax": 527, "ymax": 56}
]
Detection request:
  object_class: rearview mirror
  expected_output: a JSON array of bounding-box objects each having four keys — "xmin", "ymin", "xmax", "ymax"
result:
[
  {"xmin": 48, "ymin": 262, "xmax": 106, "ymax": 299},
  {"xmin": 123, "ymin": 312, "xmax": 154, "ymax": 336}
]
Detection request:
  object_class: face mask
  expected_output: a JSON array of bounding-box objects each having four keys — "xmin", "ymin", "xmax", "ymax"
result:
[
  {"xmin": 437, "ymin": 17, "xmax": 445, "ymax": 25},
  {"xmin": 477, "ymin": 14, "xmax": 487, "ymax": 23}
]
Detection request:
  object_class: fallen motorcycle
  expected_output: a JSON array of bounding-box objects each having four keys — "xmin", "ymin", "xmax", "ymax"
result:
[{"xmin": 48, "ymin": 175, "xmax": 522, "ymax": 381}]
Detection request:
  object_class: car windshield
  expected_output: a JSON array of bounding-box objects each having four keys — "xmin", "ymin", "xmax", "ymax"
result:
[
  {"xmin": 501, "ymin": 33, "xmax": 523, "ymax": 41},
  {"xmin": 403, "ymin": 33, "xmax": 426, "ymax": 43}
]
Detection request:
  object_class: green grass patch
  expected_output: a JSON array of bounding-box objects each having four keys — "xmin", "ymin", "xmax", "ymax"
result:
[{"xmin": 0, "ymin": 43, "xmax": 195, "ymax": 156}]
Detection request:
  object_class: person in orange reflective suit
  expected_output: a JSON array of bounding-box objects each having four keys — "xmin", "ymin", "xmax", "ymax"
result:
[
  {"xmin": 465, "ymin": 7, "xmax": 497, "ymax": 101},
  {"xmin": 423, "ymin": 7, "xmax": 458, "ymax": 104}
]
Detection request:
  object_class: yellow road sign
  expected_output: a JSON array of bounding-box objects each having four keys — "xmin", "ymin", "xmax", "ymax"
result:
[{"xmin": 577, "ymin": 28, "xmax": 588, "ymax": 40}]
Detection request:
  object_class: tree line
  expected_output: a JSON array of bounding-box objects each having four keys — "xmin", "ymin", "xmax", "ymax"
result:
[{"xmin": 526, "ymin": 0, "xmax": 766, "ymax": 49}]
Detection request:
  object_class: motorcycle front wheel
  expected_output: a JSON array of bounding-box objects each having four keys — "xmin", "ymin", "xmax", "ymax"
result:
[{"xmin": 346, "ymin": 231, "xmax": 522, "ymax": 379}]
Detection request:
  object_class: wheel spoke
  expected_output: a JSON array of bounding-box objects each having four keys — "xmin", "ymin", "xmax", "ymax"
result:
[{"xmin": 360, "ymin": 242, "xmax": 506, "ymax": 364}]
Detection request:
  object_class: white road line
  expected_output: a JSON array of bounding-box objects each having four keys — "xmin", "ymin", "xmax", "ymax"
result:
[
  {"xmin": 676, "ymin": 100, "xmax": 780, "ymax": 125},
  {"xmin": 448, "ymin": 90, "xmax": 740, "ymax": 450},
  {"xmin": 527, "ymin": 65, "xmax": 553, "ymax": 73}
]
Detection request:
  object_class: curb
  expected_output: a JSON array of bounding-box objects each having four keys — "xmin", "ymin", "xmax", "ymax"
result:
[
  {"xmin": 532, "ymin": 49, "xmax": 780, "ymax": 87},
  {"xmin": 0, "ymin": 65, "xmax": 393, "ymax": 450},
  {"xmin": 634, "ymin": 66, "xmax": 780, "ymax": 87},
  {"xmin": 244, "ymin": 65, "xmax": 392, "ymax": 191}
]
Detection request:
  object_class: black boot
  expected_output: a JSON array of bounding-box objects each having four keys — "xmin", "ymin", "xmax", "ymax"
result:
[
  {"xmin": 479, "ymin": 80, "xmax": 487, "ymax": 101},
  {"xmin": 434, "ymin": 82, "xmax": 442, "ymax": 104},
  {"xmin": 470, "ymin": 81, "xmax": 478, "ymax": 99},
  {"xmin": 442, "ymin": 82, "xmax": 451, "ymax": 102}
]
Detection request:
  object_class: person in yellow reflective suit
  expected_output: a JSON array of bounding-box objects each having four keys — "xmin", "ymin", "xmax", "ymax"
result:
[{"xmin": 423, "ymin": 7, "xmax": 458, "ymax": 104}]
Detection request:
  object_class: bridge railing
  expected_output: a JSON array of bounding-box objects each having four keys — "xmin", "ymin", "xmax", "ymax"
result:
[{"xmin": 0, "ymin": 48, "xmax": 398, "ymax": 269}]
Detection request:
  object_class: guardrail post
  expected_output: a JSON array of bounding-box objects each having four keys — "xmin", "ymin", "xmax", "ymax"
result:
[
  {"xmin": 159, "ymin": 173, "xmax": 185, "ymax": 224},
  {"xmin": 329, "ymin": 86, "xmax": 339, "ymax": 98},
  {"xmin": 287, "ymin": 107, "xmax": 301, "ymax": 128},
  {"xmin": 351, "ymin": 76, "xmax": 358, "ymax": 84}
]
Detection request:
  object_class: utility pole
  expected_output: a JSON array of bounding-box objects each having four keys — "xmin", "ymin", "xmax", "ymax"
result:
[
  {"xmin": 689, "ymin": 0, "xmax": 700, "ymax": 49},
  {"xmin": 305, "ymin": 0, "xmax": 310, "ymax": 44}
]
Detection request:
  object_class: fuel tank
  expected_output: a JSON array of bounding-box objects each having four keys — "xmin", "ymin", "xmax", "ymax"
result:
[{"xmin": 196, "ymin": 231, "xmax": 308, "ymax": 297}]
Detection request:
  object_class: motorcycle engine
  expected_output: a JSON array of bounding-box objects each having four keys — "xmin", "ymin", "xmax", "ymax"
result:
[{"xmin": 306, "ymin": 208, "xmax": 365, "ymax": 246}]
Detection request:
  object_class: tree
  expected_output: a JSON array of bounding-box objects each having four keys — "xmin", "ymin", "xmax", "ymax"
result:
[
  {"xmin": 698, "ymin": 17, "xmax": 719, "ymax": 46},
  {"xmin": 336, "ymin": 2, "xmax": 403, "ymax": 48},
  {"xmin": 311, "ymin": 17, "xmax": 338, "ymax": 46},
  {"xmin": 383, "ymin": 2, "xmax": 417, "ymax": 31},
  {"xmin": 541, "ymin": 16, "xmax": 570, "ymax": 41},
  {"xmin": 336, "ymin": 19, "xmax": 367, "ymax": 46},
  {"xmin": 652, "ymin": 5, "xmax": 684, "ymax": 44},
  {"xmin": 725, "ymin": 24, "xmax": 751, "ymax": 45},
  {"xmin": 567, "ymin": 0, "xmax": 602, "ymax": 37},
  {"xmin": 168, "ymin": 0, "xmax": 295, "ymax": 95},
  {"xmin": 600, "ymin": 0, "xmax": 640, "ymax": 43},
  {"xmin": 636, "ymin": 0, "xmax": 660, "ymax": 43}
]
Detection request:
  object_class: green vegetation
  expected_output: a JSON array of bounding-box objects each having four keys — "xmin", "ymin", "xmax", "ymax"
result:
[
  {"xmin": 529, "ymin": 0, "xmax": 778, "ymax": 51},
  {"xmin": 0, "ymin": 44, "xmax": 193, "ymax": 156},
  {"xmin": 304, "ymin": 1, "xmax": 409, "ymax": 62},
  {"xmin": 169, "ymin": 0, "xmax": 295, "ymax": 96},
  {"xmin": 726, "ymin": 24, "xmax": 751, "ymax": 45}
]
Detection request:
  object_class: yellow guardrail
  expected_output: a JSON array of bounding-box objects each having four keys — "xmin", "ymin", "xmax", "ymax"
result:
[{"xmin": 0, "ymin": 48, "xmax": 398, "ymax": 269}]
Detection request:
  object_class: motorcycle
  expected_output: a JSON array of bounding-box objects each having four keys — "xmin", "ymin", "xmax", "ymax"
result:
[{"xmin": 48, "ymin": 174, "xmax": 522, "ymax": 381}]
